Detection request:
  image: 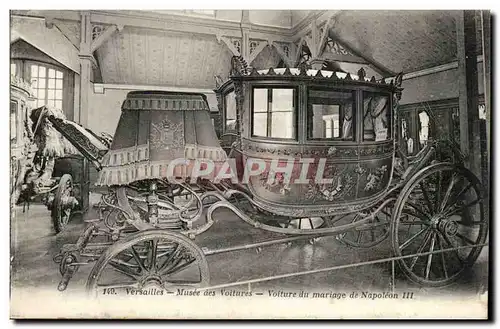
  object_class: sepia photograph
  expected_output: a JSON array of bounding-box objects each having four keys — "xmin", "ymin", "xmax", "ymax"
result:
[{"xmin": 8, "ymin": 8, "xmax": 491, "ymax": 319}]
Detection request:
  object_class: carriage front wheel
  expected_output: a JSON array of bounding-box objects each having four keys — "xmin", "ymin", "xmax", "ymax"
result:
[
  {"xmin": 86, "ymin": 229, "xmax": 210, "ymax": 296},
  {"xmin": 391, "ymin": 163, "xmax": 488, "ymax": 287}
]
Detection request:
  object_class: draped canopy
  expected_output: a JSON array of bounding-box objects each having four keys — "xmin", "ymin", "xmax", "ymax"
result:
[{"xmin": 97, "ymin": 91, "xmax": 227, "ymax": 186}]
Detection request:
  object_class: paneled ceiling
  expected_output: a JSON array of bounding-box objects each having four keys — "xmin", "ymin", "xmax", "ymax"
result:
[
  {"xmin": 95, "ymin": 27, "xmax": 234, "ymax": 88},
  {"xmin": 330, "ymin": 10, "xmax": 459, "ymax": 73},
  {"xmin": 89, "ymin": 10, "xmax": 472, "ymax": 87}
]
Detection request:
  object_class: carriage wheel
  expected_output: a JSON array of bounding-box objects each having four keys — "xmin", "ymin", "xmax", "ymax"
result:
[
  {"xmin": 391, "ymin": 163, "xmax": 488, "ymax": 287},
  {"xmin": 277, "ymin": 217, "xmax": 326, "ymax": 230},
  {"xmin": 86, "ymin": 229, "xmax": 210, "ymax": 296},
  {"xmin": 336, "ymin": 203, "xmax": 392, "ymax": 248},
  {"xmin": 51, "ymin": 174, "xmax": 77, "ymax": 234}
]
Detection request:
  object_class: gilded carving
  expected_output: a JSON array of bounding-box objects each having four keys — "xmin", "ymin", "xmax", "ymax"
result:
[
  {"xmin": 305, "ymin": 166, "xmax": 357, "ymax": 202},
  {"xmin": 364, "ymin": 165, "xmax": 388, "ymax": 191},
  {"xmin": 49, "ymin": 117, "xmax": 102, "ymax": 161},
  {"xmin": 259, "ymin": 171, "xmax": 291, "ymax": 196}
]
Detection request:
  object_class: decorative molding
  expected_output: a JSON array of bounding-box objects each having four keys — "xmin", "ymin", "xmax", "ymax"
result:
[
  {"xmin": 219, "ymin": 36, "xmax": 241, "ymax": 57},
  {"xmin": 91, "ymin": 10, "xmax": 294, "ymax": 42},
  {"xmin": 325, "ymin": 37, "xmax": 351, "ymax": 56},
  {"xmin": 293, "ymin": 37, "xmax": 306, "ymax": 66},
  {"xmin": 12, "ymin": 11, "xmax": 295, "ymax": 43},
  {"xmin": 249, "ymin": 40, "xmax": 269, "ymax": 64},
  {"xmin": 271, "ymin": 41, "xmax": 294, "ymax": 67},
  {"xmin": 11, "ymin": 74, "xmax": 35, "ymax": 97},
  {"xmin": 317, "ymin": 17, "xmax": 335, "ymax": 57},
  {"xmin": 391, "ymin": 55, "xmax": 485, "ymax": 81},
  {"xmin": 91, "ymin": 24, "xmax": 120, "ymax": 53},
  {"xmin": 93, "ymin": 83, "xmax": 215, "ymax": 94}
]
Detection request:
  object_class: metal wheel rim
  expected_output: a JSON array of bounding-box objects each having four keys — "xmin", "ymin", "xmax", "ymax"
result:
[{"xmin": 391, "ymin": 163, "xmax": 488, "ymax": 287}]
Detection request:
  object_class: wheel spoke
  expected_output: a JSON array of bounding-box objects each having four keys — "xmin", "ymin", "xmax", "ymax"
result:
[
  {"xmin": 419, "ymin": 182, "xmax": 435, "ymax": 215},
  {"xmin": 110, "ymin": 257, "xmax": 139, "ymax": 268},
  {"xmin": 399, "ymin": 227, "xmax": 429, "ymax": 251},
  {"xmin": 456, "ymin": 220, "xmax": 485, "ymax": 226},
  {"xmin": 158, "ymin": 243, "xmax": 181, "ymax": 272},
  {"xmin": 409, "ymin": 230, "xmax": 432, "ymax": 270},
  {"xmin": 439, "ymin": 232, "xmax": 463, "ymax": 264},
  {"xmin": 436, "ymin": 234, "xmax": 448, "ymax": 279},
  {"xmin": 449, "ymin": 183, "xmax": 474, "ymax": 210},
  {"xmin": 425, "ymin": 232, "xmax": 436, "ymax": 280},
  {"xmin": 164, "ymin": 258, "xmax": 196, "ymax": 276},
  {"xmin": 400, "ymin": 220, "xmax": 428, "ymax": 226},
  {"xmin": 443, "ymin": 198, "xmax": 482, "ymax": 218},
  {"xmin": 455, "ymin": 232, "xmax": 477, "ymax": 246},
  {"xmin": 435, "ymin": 171, "xmax": 443, "ymax": 213},
  {"xmin": 150, "ymin": 239, "xmax": 158, "ymax": 271},
  {"xmin": 131, "ymin": 246, "xmax": 148, "ymax": 273},
  {"xmin": 159, "ymin": 257, "xmax": 183, "ymax": 276},
  {"xmin": 439, "ymin": 173, "xmax": 459, "ymax": 212},
  {"xmin": 109, "ymin": 260, "xmax": 140, "ymax": 280},
  {"xmin": 404, "ymin": 201, "xmax": 431, "ymax": 220}
]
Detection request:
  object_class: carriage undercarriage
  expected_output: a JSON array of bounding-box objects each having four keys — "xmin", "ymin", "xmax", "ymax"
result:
[{"xmin": 54, "ymin": 157, "xmax": 488, "ymax": 294}]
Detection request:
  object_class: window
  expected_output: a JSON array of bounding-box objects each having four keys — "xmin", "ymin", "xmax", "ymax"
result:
[
  {"xmin": 363, "ymin": 92, "xmax": 391, "ymax": 141},
  {"xmin": 252, "ymin": 88, "xmax": 296, "ymax": 139},
  {"xmin": 418, "ymin": 111, "xmax": 430, "ymax": 147},
  {"xmin": 307, "ymin": 89, "xmax": 355, "ymax": 141},
  {"xmin": 31, "ymin": 64, "xmax": 64, "ymax": 109},
  {"xmin": 225, "ymin": 91, "xmax": 237, "ymax": 131}
]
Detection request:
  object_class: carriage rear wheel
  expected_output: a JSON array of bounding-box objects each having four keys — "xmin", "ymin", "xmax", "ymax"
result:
[
  {"xmin": 51, "ymin": 174, "xmax": 77, "ymax": 234},
  {"xmin": 86, "ymin": 229, "xmax": 210, "ymax": 296},
  {"xmin": 391, "ymin": 163, "xmax": 488, "ymax": 287}
]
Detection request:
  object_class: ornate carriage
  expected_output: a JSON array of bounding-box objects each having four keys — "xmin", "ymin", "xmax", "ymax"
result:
[
  {"xmin": 10, "ymin": 75, "xmax": 102, "ymax": 233},
  {"xmin": 39, "ymin": 59, "xmax": 487, "ymax": 293}
]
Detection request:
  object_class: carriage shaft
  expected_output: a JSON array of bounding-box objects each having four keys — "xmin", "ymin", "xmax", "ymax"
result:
[{"xmin": 203, "ymin": 232, "xmax": 337, "ymax": 256}]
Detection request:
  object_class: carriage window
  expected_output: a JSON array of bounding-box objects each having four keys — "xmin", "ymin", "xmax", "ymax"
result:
[
  {"xmin": 252, "ymin": 87, "xmax": 296, "ymax": 139},
  {"xmin": 225, "ymin": 91, "xmax": 237, "ymax": 131},
  {"xmin": 363, "ymin": 92, "xmax": 390, "ymax": 141},
  {"xmin": 307, "ymin": 89, "xmax": 355, "ymax": 141}
]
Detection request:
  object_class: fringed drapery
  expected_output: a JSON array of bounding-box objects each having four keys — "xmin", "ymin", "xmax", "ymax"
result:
[{"xmin": 96, "ymin": 91, "xmax": 227, "ymax": 187}]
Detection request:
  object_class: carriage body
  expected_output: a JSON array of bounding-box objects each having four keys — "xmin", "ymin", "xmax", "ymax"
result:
[{"xmin": 219, "ymin": 68, "xmax": 400, "ymax": 217}]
